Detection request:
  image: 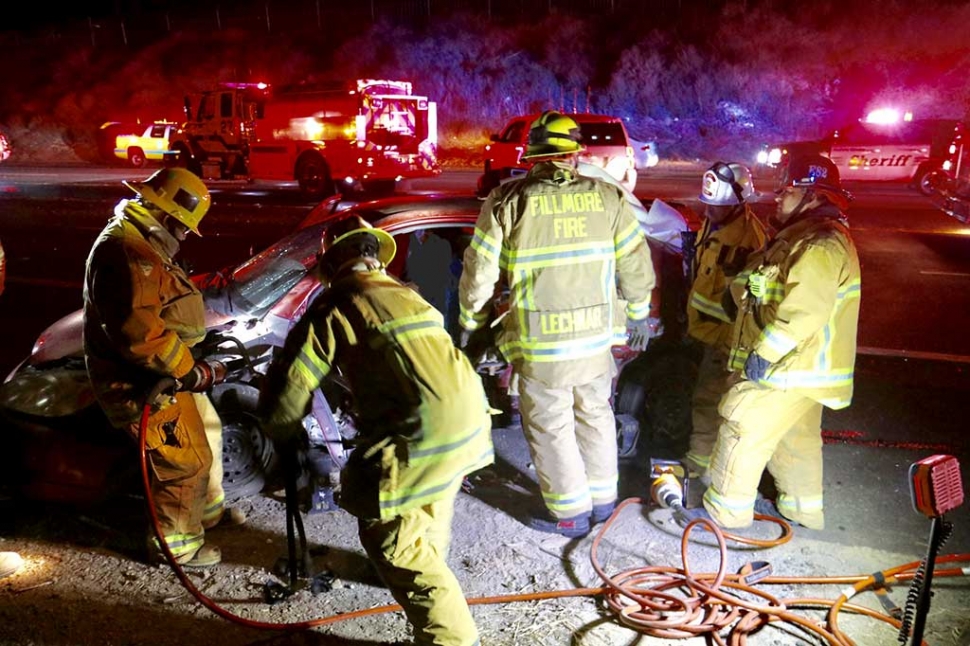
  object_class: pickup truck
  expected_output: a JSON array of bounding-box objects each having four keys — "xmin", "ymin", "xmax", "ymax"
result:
[{"xmin": 109, "ymin": 121, "xmax": 178, "ymax": 168}]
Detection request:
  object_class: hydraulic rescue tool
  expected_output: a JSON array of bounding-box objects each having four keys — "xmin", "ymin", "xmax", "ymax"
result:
[{"xmin": 648, "ymin": 458, "xmax": 690, "ymax": 510}]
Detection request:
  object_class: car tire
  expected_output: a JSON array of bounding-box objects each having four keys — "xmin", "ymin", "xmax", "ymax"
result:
[
  {"xmin": 477, "ymin": 170, "xmax": 500, "ymax": 198},
  {"xmin": 127, "ymin": 147, "xmax": 146, "ymax": 168},
  {"xmin": 296, "ymin": 153, "xmax": 335, "ymax": 198},
  {"xmin": 210, "ymin": 383, "xmax": 279, "ymax": 502},
  {"xmin": 616, "ymin": 341, "xmax": 700, "ymax": 458},
  {"xmin": 917, "ymin": 169, "xmax": 945, "ymax": 196}
]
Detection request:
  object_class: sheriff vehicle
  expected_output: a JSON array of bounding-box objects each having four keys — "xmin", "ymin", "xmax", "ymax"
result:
[{"xmin": 756, "ymin": 109, "xmax": 963, "ymax": 194}]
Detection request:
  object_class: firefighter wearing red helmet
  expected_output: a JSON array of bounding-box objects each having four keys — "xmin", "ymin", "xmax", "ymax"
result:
[
  {"xmin": 83, "ymin": 168, "xmax": 237, "ymax": 568},
  {"xmin": 683, "ymin": 152, "xmax": 861, "ymax": 530},
  {"xmin": 459, "ymin": 110, "xmax": 656, "ymax": 538},
  {"xmin": 260, "ymin": 214, "xmax": 494, "ymax": 646},
  {"xmin": 683, "ymin": 162, "xmax": 767, "ymax": 480}
]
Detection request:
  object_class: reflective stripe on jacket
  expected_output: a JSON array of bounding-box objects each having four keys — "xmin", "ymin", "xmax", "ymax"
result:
[
  {"xmin": 687, "ymin": 206, "xmax": 766, "ymax": 351},
  {"xmin": 261, "ymin": 268, "xmax": 494, "ymax": 520},
  {"xmin": 83, "ymin": 200, "xmax": 204, "ymax": 427},
  {"xmin": 727, "ymin": 213, "xmax": 861, "ymax": 409},
  {"xmin": 458, "ymin": 161, "xmax": 656, "ymax": 386}
]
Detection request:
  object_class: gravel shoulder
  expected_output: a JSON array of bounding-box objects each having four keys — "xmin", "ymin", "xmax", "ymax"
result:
[{"xmin": 3, "ymin": 418, "xmax": 970, "ymax": 646}]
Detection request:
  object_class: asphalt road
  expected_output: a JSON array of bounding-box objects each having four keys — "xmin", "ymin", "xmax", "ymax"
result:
[{"xmin": 0, "ymin": 163, "xmax": 969, "ymax": 644}]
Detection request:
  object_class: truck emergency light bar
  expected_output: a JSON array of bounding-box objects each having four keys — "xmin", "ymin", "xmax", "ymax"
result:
[
  {"xmin": 864, "ymin": 108, "xmax": 914, "ymax": 125},
  {"xmin": 220, "ymin": 82, "xmax": 269, "ymax": 91},
  {"xmin": 909, "ymin": 454, "xmax": 964, "ymax": 518}
]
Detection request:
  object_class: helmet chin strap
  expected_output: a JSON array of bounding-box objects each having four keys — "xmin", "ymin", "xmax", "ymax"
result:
[{"xmin": 771, "ymin": 190, "xmax": 815, "ymax": 229}]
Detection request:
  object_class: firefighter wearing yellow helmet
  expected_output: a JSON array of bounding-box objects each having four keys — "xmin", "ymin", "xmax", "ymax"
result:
[
  {"xmin": 84, "ymin": 168, "xmax": 242, "ymax": 569},
  {"xmin": 260, "ymin": 214, "xmax": 494, "ymax": 646},
  {"xmin": 683, "ymin": 162, "xmax": 767, "ymax": 479},
  {"xmin": 683, "ymin": 153, "xmax": 861, "ymax": 531},
  {"xmin": 459, "ymin": 110, "xmax": 656, "ymax": 537}
]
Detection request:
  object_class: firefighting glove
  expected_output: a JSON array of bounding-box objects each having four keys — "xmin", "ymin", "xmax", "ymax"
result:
[
  {"xmin": 744, "ymin": 352, "xmax": 772, "ymax": 383},
  {"xmin": 178, "ymin": 359, "xmax": 227, "ymax": 392},
  {"xmin": 747, "ymin": 271, "xmax": 768, "ymax": 299},
  {"xmin": 626, "ymin": 318, "xmax": 652, "ymax": 352}
]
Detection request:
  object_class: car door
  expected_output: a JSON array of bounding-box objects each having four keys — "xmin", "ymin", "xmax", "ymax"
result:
[{"xmin": 829, "ymin": 122, "xmax": 929, "ymax": 182}]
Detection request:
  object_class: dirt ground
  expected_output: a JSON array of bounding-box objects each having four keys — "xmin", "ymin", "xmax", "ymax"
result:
[{"xmin": 2, "ymin": 414, "xmax": 969, "ymax": 646}]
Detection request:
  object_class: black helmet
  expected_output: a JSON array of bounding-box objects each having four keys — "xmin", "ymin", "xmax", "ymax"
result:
[{"xmin": 777, "ymin": 153, "xmax": 843, "ymax": 195}]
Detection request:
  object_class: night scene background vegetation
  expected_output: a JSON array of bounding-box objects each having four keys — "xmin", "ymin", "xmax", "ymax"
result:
[{"xmin": 1, "ymin": 0, "xmax": 968, "ymax": 164}]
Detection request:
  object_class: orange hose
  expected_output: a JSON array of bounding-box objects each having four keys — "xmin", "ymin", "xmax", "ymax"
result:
[{"xmin": 138, "ymin": 406, "xmax": 969, "ymax": 642}]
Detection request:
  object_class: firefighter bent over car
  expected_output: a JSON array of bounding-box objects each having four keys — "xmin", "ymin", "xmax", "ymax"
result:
[
  {"xmin": 259, "ymin": 215, "xmax": 494, "ymax": 646},
  {"xmin": 83, "ymin": 168, "xmax": 229, "ymax": 567},
  {"xmin": 459, "ymin": 111, "xmax": 655, "ymax": 538},
  {"xmin": 689, "ymin": 153, "xmax": 861, "ymax": 531}
]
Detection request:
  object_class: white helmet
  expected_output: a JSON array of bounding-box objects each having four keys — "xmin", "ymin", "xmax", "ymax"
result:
[{"xmin": 699, "ymin": 162, "xmax": 755, "ymax": 206}]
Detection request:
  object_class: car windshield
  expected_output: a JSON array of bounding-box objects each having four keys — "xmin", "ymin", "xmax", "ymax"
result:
[
  {"xmin": 579, "ymin": 122, "xmax": 626, "ymax": 146},
  {"xmin": 203, "ymin": 223, "xmax": 325, "ymax": 318}
]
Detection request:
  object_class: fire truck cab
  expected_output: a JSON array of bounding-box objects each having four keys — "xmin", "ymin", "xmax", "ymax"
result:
[{"xmin": 168, "ymin": 79, "xmax": 439, "ymax": 197}]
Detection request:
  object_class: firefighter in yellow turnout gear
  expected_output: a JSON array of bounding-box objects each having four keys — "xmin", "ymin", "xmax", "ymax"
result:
[
  {"xmin": 260, "ymin": 215, "xmax": 493, "ymax": 646},
  {"xmin": 459, "ymin": 111, "xmax": 656, "ymax": 538},
  {"xmin": 698, "ymin": 153, "xmax": 861, "ymax": 531},
  {"xmin": 684, "ymin": 162, "xmax": 767, "ymax": 478},
  {"xmin": 83, "ymin": 168, "xmax": 230, "ymax": 567}
]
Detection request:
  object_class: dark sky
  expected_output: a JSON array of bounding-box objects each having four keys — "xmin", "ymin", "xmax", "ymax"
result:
[{"xmin": 4, "ymin": 0, "xmax": 203, "ymax": 31}]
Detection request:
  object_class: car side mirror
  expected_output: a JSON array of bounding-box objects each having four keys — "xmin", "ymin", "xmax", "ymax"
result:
[{"xmin": 490, "ymin": 134, "xmax": 501, "ymax": 142}]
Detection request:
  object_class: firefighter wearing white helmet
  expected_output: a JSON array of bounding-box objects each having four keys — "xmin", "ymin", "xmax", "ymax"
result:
[
  {"xmin": 84, "ymin": 167, "xmax": 241, "ymax": 569},
  {"xmin": 683, "ymin": 162, "xmax": 767, "ymax": 479},
  {"xmin": 261, "ymin": 214, "xmax": 494, "ymax": 646},
  {"xmin": 459, "ymin": 110, "xmax": 656, "ymax": 538},
  {"xmin": 683, "ymin": 152, "xmax": 861, "ymax": 531}
]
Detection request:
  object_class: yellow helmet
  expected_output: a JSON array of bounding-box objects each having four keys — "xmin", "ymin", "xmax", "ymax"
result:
[
  {"xmin": 124, "ymin": 168, "xmax": 211, "ymax": 236},
  {"xmin": 319, "ymin": 214, "xmax": 396, "ymax": 268},
  {"xmin": 520, "ymin": 110, "xmax": 585, "ymax": 161}
]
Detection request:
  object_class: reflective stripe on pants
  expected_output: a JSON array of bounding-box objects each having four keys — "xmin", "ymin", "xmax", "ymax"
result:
[
  {"xmin": 704, "ymin": 380, "xmax": 825, "ymax": 530},
  {"xmin": 517, "ymin": 369, "xmax": 617, "ymax": 519},
  {"xmin": 685, "ymin": 345, "xmax": 733, "ymax": 475},
  {"xmin": 358, "ymin": 498, "xmax": 478, "ymax": 646}
]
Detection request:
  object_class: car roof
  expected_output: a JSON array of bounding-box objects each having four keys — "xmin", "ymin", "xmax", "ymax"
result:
[
  {"xmin": 509, "ymin": 112, "xmax": 624, "ymax": 125},
  {"xmin": 299, "ymin": 193, "xmax": 483, "ymax": 230}
]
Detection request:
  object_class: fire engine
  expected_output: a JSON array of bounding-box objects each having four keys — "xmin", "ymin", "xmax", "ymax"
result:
[{"xmin": 167, "ymin": 79, "xmax": 439, "ymax": 196}]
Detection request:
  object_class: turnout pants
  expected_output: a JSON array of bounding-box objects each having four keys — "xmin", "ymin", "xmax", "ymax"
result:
[
  {"xmin": 193, "ymin": 392, "xmax": 227, "ymax": 528},
  {"xmin": 517, "ymin": 369, "xmax": 618, "ymax": 519},
  {"xmin": 357, "ymin": 498, "xmax": 479, "ymax": 646},
  {"xmin": 703, "ymin": 380, "xmax": 825, "ymax": 529},
  {"xmin": 132, "ymin": 391, "xmax": 212, "ymax": 561},
  {"xmin": 685, "ymin": 345, "xmax": 732, "ymax": 476}
]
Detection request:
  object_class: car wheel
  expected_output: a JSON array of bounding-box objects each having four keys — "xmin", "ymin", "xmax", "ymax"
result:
[
  {"xmin": 477, "ymin": 170, "xmax": 500, "ymax": 198},
  {"xmin": 210, "ymin": 383, "xmax": 278, "ymax": 502},
  {"xmin": 617, "ymin": 341, "xmax": 700, "ymax": 457},
  {"xmin": 297, "ymin": 154, "xmax": 335, "ymax": 198},
  {"xmin": 127, "ymin": 147, "xmax": 146, "ymax": 168},
  {"xmin": 917, "ymin": 169, "xmax": 945, "ymax": 196}
]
